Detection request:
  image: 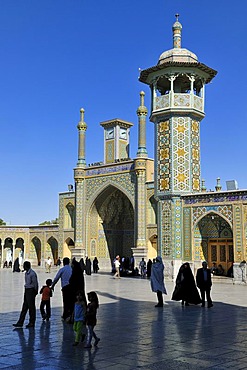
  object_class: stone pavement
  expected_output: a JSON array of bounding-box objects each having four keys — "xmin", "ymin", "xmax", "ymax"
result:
[{"xmin": 0, "ymin": 267, "xmax": 247, "ymax": 369}]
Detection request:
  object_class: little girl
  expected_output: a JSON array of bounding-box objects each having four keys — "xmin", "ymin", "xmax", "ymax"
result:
[
  {"xmin": 84, "ymin": 291, "xmax": 100, "ymax": 348},
  {"xmin": 73, "ymin": 290, "xmax": 86, "ymax": 346}
]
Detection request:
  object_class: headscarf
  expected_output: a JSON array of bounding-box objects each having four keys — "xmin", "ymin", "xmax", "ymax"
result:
[{"xmin": 150, "ymin": 256, "xmax": 167, "ymax": 294}]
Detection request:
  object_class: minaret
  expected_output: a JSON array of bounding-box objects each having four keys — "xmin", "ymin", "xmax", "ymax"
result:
[
  {"xmin": 133, "ymin": 92, "xmax": 149, "ymax": 265},
  {"xmin": 77, "ymin": 108, "xmax": 87, "ymax": 167},
  {"xmin": 136, "ymin": 91, "xmax": 148, "ymax": 158},
  {"xmin": 139, "ymin": 16, "xmax": 217, "ymax": 265},
  {"xmin": 73, "ymin": 108, "xmax": 87, "ymax": 260}
]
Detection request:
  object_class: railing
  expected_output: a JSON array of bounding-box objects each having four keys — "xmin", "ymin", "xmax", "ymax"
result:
[{"xmin": 154, "ymin": 92, "xmax": 204, "ymax": 112}]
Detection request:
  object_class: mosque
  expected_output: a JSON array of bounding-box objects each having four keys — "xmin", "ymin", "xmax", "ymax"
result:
[{"xmin": 1, "ymin": 16, "xmax": 247, "ymax": 281}]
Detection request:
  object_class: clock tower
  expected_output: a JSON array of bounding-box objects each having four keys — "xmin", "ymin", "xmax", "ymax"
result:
[{"xmin": 100, "ymin": 118, "xmax": 133, "ymax": 164}]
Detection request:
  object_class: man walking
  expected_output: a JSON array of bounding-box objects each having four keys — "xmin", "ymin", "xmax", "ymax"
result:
[
  {"xmin": 196, "ymin": 261, "xmax": 213, "ymax": 308},
  {"xmin": 46, "ymin": 256, "xmax": 52, "ymax": 273},
  {"xmin": 51, "ymin": 257, "xmax": 73, "ymax": 320},
  {"xmin": 13, "ymin": 261, "xmax": 38, "ymax": 328}
]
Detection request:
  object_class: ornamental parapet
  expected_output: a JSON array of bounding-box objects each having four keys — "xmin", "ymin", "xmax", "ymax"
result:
[
  {"xmin": 182, "ymin": 190, "xmax": 247, "ymax": 205},
  {"xmin": 85, "ymin": 161, "xmax": 134, "ymax": 177},
  {"xmin": 154, "ymin": 93, "xmax": 203, "ymax": 113}
]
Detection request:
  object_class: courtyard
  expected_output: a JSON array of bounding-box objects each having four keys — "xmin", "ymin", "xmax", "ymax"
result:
[{"xmin": 0, "ymin": 267, "xmax": 247, "ymax": 369}]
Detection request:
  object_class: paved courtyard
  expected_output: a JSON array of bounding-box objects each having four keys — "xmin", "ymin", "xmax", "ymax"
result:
[{"xmin": 0, "ymin": 267, "xmax": 247, "ymax": 369}]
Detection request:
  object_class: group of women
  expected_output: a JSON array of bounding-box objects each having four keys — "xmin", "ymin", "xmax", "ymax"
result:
[{"xmin": 150, "ymin": 257, "xmax": 202, "ymax": 307}]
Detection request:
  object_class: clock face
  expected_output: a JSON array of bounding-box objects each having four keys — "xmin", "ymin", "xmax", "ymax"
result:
[
  {"xmin": 106, "ymin": 128, "xmax": 114, "ymax": 139},
  {"xmin": 119, "ymin": 128, "xmax": 127, "ymax": 139}
]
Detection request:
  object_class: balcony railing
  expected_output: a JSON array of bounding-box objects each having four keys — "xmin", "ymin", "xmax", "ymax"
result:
[{"xmin": 154, "ymin": 93, "xmax": 204, "ymax": 112}]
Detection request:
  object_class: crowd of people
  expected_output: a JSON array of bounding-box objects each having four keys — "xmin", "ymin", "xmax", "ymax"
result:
[
  {"xmin": 11, "ymin": 253, "xmax": 227, "ymax": 350},
  {"xmin": 12, "ymin": 257, "xmax": 100, "ymax": 349}
]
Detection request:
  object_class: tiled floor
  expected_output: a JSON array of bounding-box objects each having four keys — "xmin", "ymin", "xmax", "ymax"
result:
[{"xmin": 0, "ymin": 267, "xmax": 247, "ymax": 369}]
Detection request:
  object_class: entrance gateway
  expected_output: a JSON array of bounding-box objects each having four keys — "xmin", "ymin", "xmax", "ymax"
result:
[{"xmin": 1, "ymin": 17, "xmax": 247, "ymax": 281}]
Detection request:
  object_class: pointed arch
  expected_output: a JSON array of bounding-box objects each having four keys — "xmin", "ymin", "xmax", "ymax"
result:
[
  {"xmin": 47, "ymin": 236, "xmax": 58, "ymax": 262},
  {"xmin": 147, "ymin": 195, "xmax": 157, "ymax": 225},
  {"xmin": 31, "ymin": 236, "xmax": 42, "ymax": 265},
  {"xmin": 86, "ymin": 184, "xmax": 134, "ymax": 268},
  {"xmin": 64, "ymin": 202, "xmax": 75, "ymax": 228},
  {"xmin": 88, "ymin": 181, "xmax": 135, "ymax": 210},
  {"xmin": 193, "ymin": 211, "xmax": 233, "ymax": 273}
]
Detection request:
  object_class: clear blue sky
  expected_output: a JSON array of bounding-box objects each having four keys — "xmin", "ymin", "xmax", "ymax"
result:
[{"xmin": 0, "ymin": 1, "xmax": 246, "ymax": 225}]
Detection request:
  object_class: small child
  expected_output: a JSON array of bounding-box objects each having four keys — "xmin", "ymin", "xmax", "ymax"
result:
[
  {"xmin": 73, "ymin": 290, "xmax": 87, "ymax": 346},
  {"xmin": 40, "ymin": 278, "xmax": 53, "ymax": 321},
  {"xmin": 84, "ymin": 291, "xmax": 100, "ymax": 349}
]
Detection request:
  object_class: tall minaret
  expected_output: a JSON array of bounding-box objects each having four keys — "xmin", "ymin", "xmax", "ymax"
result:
[
  {"xmin": 139, "ymin": 16, "xmax": 217, "ymax": 265},
  {"xmin": 77, "ymin": 108, "xmax": 87, "ymax": 167},
  {"xmin": 73, "ymin": 108, "xmax": 87, "ymax": 259},
  {"xmin": 136, "ymin": 91, "xmax": 148, "ymax": 158},
  {"xmin": 132, "ymin": 92, "xmax": 149, "ymax": 266}
]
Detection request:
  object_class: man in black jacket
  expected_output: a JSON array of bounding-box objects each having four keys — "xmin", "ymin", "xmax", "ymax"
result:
[{"xmin": 196, "ymin": 261, "xmax": 213, "ymax": 308}]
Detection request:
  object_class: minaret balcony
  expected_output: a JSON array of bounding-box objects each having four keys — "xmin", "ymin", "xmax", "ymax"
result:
[{"xmin": 153, "ymin": 92, "xmax": 204, "ymax": 114}]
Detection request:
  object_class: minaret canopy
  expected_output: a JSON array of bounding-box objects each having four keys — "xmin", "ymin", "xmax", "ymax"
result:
[{"xmin": 139, "ymin": 15, "xmax": 217, "ymax": 85}]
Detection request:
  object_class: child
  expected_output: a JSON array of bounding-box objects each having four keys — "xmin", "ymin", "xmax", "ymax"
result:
[
  {"xmin": 84, "ymin": 291, "xmax": 100, "ymax": 348},
  {"xmin": 73, "ymin": 290, "xmax": 87, "ymax": 346},
  {"xmin": 40, "ymin": 278, "xmax": 53, "ymax": 321}
]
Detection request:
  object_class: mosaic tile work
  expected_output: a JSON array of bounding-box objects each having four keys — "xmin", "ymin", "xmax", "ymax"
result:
[
  {"xmin": 86, "ymin": 172, "xmax": 135, "ymax": 203},
  {"xmin": 184, "ymin": 193, "xmax": 247, "ymax": 205},
  {"xmin": 174, "ymin": 198, "xmax": 182, "ymax": 258},
  {"xmin": 162, "ymin": 200, "xmax": 172, "ymax": 257},
  {"xmin": 106, "ymin": 141, "xmax": 114, "ymax": 163},
  {"xmin": 74, "ymin": 179, "xmax": 84, "ymax": 246},
  {"xmin": 157, "ymin": 117, "xmax": 200, "ymax": 193},
  {"xmin": 119, "ymin": 141, "xmax": 128, "ymax": 158},
  {"xmin": 183, "ymin": 207, "xmax": 191, "ymax": 259},
  {"xmin": 193, "ymin": 224, "xmax": 203, "ymax": 261},
  {"xmin": 192, "ymin": 205, "xmax": 233, "ymax": 225},
  {"xmin": 158, "ymin": 120, "xmax": 170, "ymax": 191},
  {"xmin": 234, "ymin": 206, "xmax": 242, "ymax": 261},
  {"xmin": 173, "ymin": 93, "xmax": 190, "ymax": 107},
  {"xmin": 135, "ymin": 169, "xmax": 146, "ymax": 247},
  {"xmin": 172, "ymin": 117, "xmax": 190, "ymax": 192},
  {"xmin": 191, "ymin": 120, "xmax": 200, "ymax": 191}
]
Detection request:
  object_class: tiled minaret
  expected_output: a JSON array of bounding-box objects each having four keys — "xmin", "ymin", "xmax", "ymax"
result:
[
  {"xmin": 73, "ymin": 108, "xmax": 87, "ymax": 259},
  {"xmin": 133, "ymin": 92, "xmax": 149, "ymax": 264},
  {"xmin": 139, "ymin": 15, "xmax": 217, "ymax": 269}
]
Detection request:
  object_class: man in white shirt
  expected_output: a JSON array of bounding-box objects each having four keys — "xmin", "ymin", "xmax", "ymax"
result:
[
  {"xmin": 13, "ymin": 261, "xmax": 38, "ymax": 328},
  {"xmin": 51, "ymin": 257, "xmax": 73, "ymax": 320}
]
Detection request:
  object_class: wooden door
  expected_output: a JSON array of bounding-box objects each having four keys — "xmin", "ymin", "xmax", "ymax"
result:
[{"xmin": 208, "ymin": 239, "xmax": 233, "ymax": 274}]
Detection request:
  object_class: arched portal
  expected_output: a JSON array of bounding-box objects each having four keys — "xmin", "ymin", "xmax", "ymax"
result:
[
  {"xmin": 88, "ymin": 186, "xmax": 134, "ymax": 265},
  {"xmin": 65, "ymin": 203, "xmax": 75, "ymax": 228},
  {"xmin": 64, "ymin": 237, "xmax": 74, "ymax": 259},
  {"xmin": 47, "ymin": 237, "xmax": 58, "ymax": 263},
  {"xmin": 194, "ymin": 212, "xmax": 233, "ymax": 274},
  {"xmin": 4, "ymin": 238, "xmax": 13, "ymax": 264},
  {"xmin": 15, "ymin": 238, "xmax": 24, "ymax": 265},
  {"xmin": 32, "ymin": 237, "xmax": 41, "ymax": 265},
  {"xmin": 148, "ymin": 234, "xmax": 158, "ymax": 260}
]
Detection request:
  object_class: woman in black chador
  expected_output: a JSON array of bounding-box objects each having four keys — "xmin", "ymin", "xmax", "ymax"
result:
[
  {"xmin": 172, "ymin": 262, "xmax": 201, "ymax": 306},
  {"xmin": 13, "ymin": 257, "xmax": 20, "ymax": 272}
]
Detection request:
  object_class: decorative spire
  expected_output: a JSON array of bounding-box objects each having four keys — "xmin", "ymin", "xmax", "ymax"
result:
[
  {"xmin": 136, "ymin": 91, "xmax": 148, "ymax": 157},
  {"xmin": 215, "ymin": 177, "xmax": 222, "ymax": 192},
  {"xmin": 77, "ymin": 108, "xmax": 87, "ymax": 131},
  {"xmin": 172, "ymin": 13, "xmax": 182, "ymax": 48},
  {"xmin": 201, "ymin": 179, "xmax": 206, "ymax": 192},
  {"xmin": 77, "ymin": 108, "xmax": 87, "ymax": 167}
]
